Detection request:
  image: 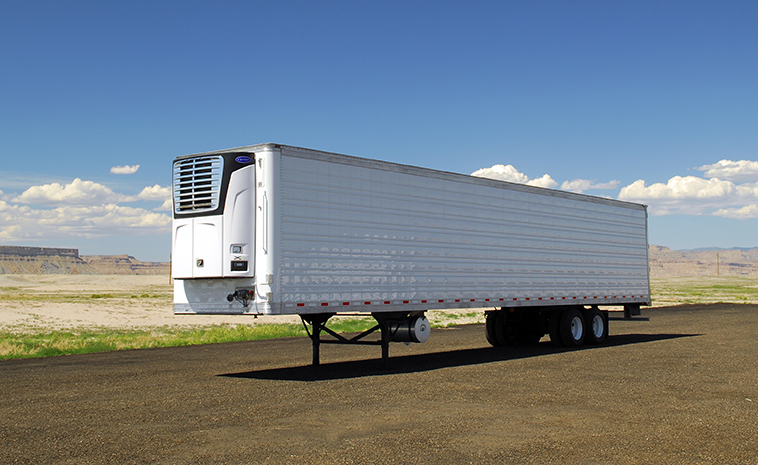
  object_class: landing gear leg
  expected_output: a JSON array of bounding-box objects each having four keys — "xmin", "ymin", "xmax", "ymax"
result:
[{"xmin": 300, "ymin": 313, "xmax": 334, "ymax": 366}]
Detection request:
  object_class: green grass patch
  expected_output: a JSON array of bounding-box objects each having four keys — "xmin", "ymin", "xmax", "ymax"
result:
[
  {"xmin": 649, "ymin": 276, "xmax": 758, "ymax": 306},
  {"xmin": 0, "ymin": 316, "xmax": 453, "ymax": 360},
  {"xmin": 0, "ymin": 290, "xmax": 172, "ymax": 304},
  {"xmin": 0, "ymin": 324, "xmax": 308, "ymax": 360},
  {"xmin": 3, "ymin": 275, "xmax": 757, "ymax": 360}
]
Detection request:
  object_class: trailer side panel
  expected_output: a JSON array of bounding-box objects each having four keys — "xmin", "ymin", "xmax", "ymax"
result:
[{"xmin": 274, "ymin": 147, "xmax": 649, "ymax": 314}]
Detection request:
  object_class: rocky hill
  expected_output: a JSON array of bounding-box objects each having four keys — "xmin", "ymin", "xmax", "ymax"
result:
[
  {"xmin": 0, "ymin": 246, "xmax": 100, "ymax": 274},
  {"xmin": 80, "ymin": 255, "xmax": 169, "ymax": 275},
  {"xmin": 648, "ymin": 245, "xmax": 758, "ymax": 278},
  {"xmin": 0, "ymin": 246, "xmax": 168, "ymax": 275}
]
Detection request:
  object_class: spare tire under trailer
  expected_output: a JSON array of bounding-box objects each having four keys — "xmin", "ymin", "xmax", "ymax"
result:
[{"xmin": 486, "ymin": 306, "xmax": 609, "ymax": 348}]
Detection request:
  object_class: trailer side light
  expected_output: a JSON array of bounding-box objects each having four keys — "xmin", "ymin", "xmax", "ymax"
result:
[
  {"xmin": 297, "ymin": 303, "xmax": 304, "ymax": 307},
  {"xmin": 321, "ymin": 303, "xmax": 329, "ymax": 306},
  {"xmin": 342, "ymin": 302, "xmax": 350, "ymax": 306},
  {"xmin": 384, "ymin": 301, "xmax": 391, "ymax": 304},
  {"xmin": 364, "ymin": 301, "xmax": 371, "ymax": 305}
]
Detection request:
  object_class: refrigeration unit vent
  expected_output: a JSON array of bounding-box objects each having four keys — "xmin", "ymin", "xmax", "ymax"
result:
[{"xmin": 173, "ymin": 156, "xmax": 224, "ymax": 213}]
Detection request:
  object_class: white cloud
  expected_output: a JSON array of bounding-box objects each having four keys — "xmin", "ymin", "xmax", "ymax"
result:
[
  {"xmin": 713, "ymin": 205, "xmax": 758, "ymax": 219},
  {"xmin": 560, "ymin": 179, "xmax": 620, "ymax": 193},
  {"xmin": 620, "ymin": 176, "xmax": 736, "ymax": 201},
  {"xmin": 471, "ymin": 164, "xmax": 528, "ymax": 183},
  {"xmin": 619, "ymin": 175, "xmax": 758, "ymax": 216},
  {"xmin": 0, "ymin": 201, "xmax": 171, "ymax": 240},
  {"xmin": 697, "ymin": 159, "xmax": 758, "ymax": 182},
  {"xmin": 472, "ymin": 157, "xmax": 758, "ymax": 219},
  {"xmin": 12, "ymin": 178, "xmax": 130, "ymax": 206},
  {"xmin": 472, "ymin": 164, "xmax": 558, "ymax": 188},
  {"xmin": 0, "ymin": 179, "xmax": 173, "ymax": 241},
  {"xmin": 111, "ymin": 164, "xmax": 140, "ymax": 175},
  {"xmin": 137, "ymin": 184, "xmax": 171, "ymax": 201},
  {"xmin": 526, "ymin": 174, "xmax": 558, "ymax": 189},
  {"xmin": 156, "ymin": 199, "xmax": 173, "ymax": 211}
]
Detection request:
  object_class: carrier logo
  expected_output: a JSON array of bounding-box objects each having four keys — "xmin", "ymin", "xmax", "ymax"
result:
[{"xmin": 235, "ymin": 156, "xmax": 252, "ymax": 164}]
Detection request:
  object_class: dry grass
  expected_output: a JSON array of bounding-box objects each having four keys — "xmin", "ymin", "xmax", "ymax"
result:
[
  {"xmin": 649, "ymin": 276, "xmax": 758, "ymax": 307},
  {"xmin": 1, "ymin": 274, "xmax": 757, "ymax": 359}
]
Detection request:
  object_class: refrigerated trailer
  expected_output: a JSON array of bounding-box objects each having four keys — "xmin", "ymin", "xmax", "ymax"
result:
[{"xmin": 172, "ymin": 143, "xmax": 650, "ymax": 365}]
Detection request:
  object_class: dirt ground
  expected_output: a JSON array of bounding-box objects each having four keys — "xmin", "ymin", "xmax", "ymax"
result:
[
  {"xmin": 0, "ymin": 274, "xmax": 487, "ymax": 331},
  {"xmin": 1, "ymin": 303, "xmax": 756, "ymax": 464}
]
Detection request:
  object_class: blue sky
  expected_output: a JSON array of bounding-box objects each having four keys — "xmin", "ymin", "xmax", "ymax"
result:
[{"xmin": 1, "ymin": 1, "xmax": 757, "ymax": 261}]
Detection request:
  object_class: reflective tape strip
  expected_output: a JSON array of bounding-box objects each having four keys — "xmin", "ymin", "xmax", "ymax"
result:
[{"xmin": 293, "ymin": 294, "xmax": 644, "ymax": 308}]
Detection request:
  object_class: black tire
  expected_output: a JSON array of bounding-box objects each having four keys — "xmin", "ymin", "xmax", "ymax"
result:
[
  {"xmin": 485, "ymin": 311, "xmax": 501, "ymax": 347},
  {"xmin": 583, "ymin": 307, "xmax": 608, "ymax": 344},
  {"xmin": 494, "ymin": 313, "xmax": 514, "ymax": 346},
  {"xmin": 502, "ymin": 316, "xmax": 523, "ymax": 346},
  {"xmin": 548, "ymin": 310, "xmax": 563, "ymax": 347},
  {"xmin": 559, "ymin": 308, "xmax": 585, "ymax": 347}
]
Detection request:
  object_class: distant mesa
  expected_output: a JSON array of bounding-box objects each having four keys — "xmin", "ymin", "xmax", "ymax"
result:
[
  {"xmin": 1, "ymin": 244, "xmax": 757, "ymax": 277},
  {"xmin": 648, "ymin": 245, "xmax": 758, "ymax": 277},
  {"xmin": 0, "ymin": 246, "xmax": 169, "ymax": 275}
]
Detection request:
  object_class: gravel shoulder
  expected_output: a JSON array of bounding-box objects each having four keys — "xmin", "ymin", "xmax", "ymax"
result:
[{"xmin": 1, "ymin": 303, "xmax": 757, "ymax": 464}]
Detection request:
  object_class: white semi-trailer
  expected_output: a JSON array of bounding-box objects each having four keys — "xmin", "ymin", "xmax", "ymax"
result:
[{"xmin": 172, "ymin": 143, "xmax": 650, "ymax": 365}]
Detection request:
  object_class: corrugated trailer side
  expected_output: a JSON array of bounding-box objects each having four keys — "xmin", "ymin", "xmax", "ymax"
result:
[{"xmin": 274, "ymin": 145, "xmax": 649, "ymax": 314}]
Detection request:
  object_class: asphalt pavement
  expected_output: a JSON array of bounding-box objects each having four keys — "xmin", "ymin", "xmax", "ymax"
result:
[{"xmin": 1, "ymin": 304, "xmax": 757, "ymax": 464}]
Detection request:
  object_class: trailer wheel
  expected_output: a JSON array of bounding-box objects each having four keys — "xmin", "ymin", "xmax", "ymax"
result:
[
  {"xmin": 494, "ymin": 313, "xmax": 518, "ymax": 346},
  {"xmin": 501, "ymin": 317, "xmax": 524, "ymax": 346},
  {"xmin": 548, "ymin": 310, "xmax": 563, "ymax": 347},
  {"xmin": 559, "ymin": 308, "xmax": 585, "ymax": 347},
  {"xmin": 485, "ymin": 312, "xmax": 501, "ymax": 347},
  {"xmin": 583, "ymin": 307, "xmax": 607, "ymax": 344}
]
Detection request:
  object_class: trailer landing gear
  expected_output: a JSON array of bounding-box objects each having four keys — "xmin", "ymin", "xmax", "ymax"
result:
[{"xmin": 300, "ymin": 312, "xmax": 430, "ymax": 368}]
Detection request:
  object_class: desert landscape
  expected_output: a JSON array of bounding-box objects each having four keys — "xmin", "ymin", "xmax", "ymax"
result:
[{"xmin": 1, "ymin": 245, "xmax": 757, "ymax": 334}]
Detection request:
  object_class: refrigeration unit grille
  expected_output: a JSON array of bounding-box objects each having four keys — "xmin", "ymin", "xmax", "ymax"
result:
[{"xmin": 173, "ymin": 156, "xmax": 224, "ymax": 213}]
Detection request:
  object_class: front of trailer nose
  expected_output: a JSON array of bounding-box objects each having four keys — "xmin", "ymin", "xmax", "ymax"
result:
[{"xmin": 171, "ymin": 154, "xmax": 256, "ymax": 280}]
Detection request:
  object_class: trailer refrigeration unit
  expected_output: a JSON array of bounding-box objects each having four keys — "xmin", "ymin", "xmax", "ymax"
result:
[{"xmin": 172, "ymin": 143, "xmax": 650, "ymax": 365}]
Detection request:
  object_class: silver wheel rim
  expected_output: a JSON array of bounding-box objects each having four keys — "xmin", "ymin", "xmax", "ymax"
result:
[
  {"xmin": 570, "ymin": 316, "xmax": 583, "ymax": 340},
  {"xmin": 592, "ymin": 314, "xmax": 604, "ymax": 339}
]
